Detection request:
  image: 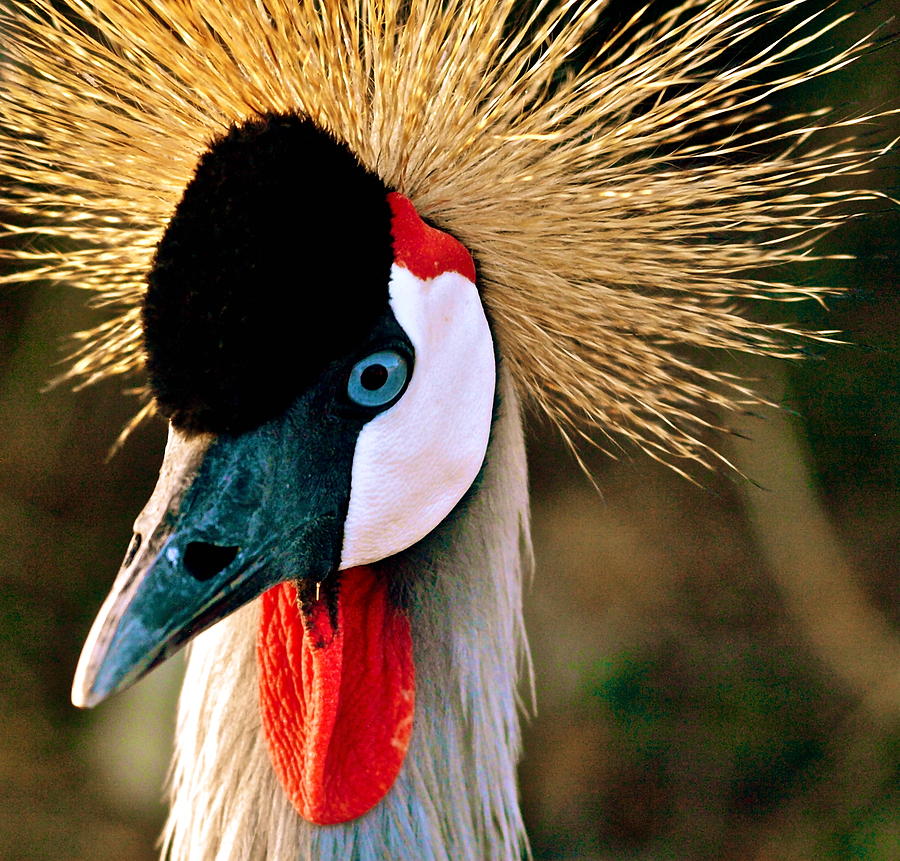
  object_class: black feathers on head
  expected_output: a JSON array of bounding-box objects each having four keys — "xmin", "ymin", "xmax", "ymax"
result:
[{"xmin": 143, "ymin": 113, "xmax": 393, "ymax": 434}]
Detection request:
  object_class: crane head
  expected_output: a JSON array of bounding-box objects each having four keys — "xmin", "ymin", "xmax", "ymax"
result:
[{"xmin": 71, "ymin": 113, "xmax": 496, "ymax": 821}]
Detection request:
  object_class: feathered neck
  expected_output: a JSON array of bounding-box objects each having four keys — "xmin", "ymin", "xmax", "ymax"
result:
[{"xmin": 162, "ymin": 367, "xmax": 531, "ymax": 861}]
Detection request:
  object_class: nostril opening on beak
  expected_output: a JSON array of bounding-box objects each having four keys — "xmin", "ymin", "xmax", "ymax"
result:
[
  {"xmin": 184, "ymin": 542, "xmax": 241, "ymax": 582},
  {"xmin": 123, "ymin": 532, "xmax": 142, "ymax": 567}
]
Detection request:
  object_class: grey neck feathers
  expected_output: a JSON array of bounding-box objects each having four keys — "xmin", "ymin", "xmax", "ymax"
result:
[{"xmin": 162, "ymin": 366, "xmax": 533, "ymax": 860}]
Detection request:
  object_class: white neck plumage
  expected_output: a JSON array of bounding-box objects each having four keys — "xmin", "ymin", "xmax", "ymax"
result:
[{"xmin": 163, "ymin": 367, "xmax": 532, "ymax": 861}]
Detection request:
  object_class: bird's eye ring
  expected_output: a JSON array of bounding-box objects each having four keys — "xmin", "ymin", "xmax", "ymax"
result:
[{"xmin": 347, "ymin": 349, "xmax": 410, "ymax": 409}]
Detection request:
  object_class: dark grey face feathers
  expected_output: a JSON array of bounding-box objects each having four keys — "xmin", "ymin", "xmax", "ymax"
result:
[{"xmin": 143, "ymin": 112, "xmax": 394, "ymax": 435}]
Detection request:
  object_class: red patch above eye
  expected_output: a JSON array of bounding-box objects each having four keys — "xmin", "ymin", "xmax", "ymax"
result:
[{"xmin": 387, "ymin": 192, "xmax": 476, "ymax": 283}]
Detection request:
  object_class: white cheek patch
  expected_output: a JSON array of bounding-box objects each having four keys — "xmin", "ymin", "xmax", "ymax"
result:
[{"xmin": 339, "ymin": 264, "xmax": 496, "ymax": 569}]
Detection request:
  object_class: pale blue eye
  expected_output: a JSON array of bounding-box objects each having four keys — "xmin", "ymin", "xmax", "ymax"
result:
[{"xmin": 347, "ymin": 349, "xmax": 409, "ymax": 408}]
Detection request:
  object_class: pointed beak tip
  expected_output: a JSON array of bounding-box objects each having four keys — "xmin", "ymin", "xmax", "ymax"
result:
[
  {"xmin": 70, "ymin": 682, "xmax": 100, "ymax": 710},
  {"xmin": 71, "ymin": 647, "xmax": 117, "ymax": 709}
]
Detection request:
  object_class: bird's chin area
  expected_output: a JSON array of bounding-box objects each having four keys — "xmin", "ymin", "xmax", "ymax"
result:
[
  {"xmin": 257, "ymin": 565, "xmax": 415, "ymax": 825},
  {"xmin": 294, "ymin": 575, "xmax": 343, "ymax": 649}
]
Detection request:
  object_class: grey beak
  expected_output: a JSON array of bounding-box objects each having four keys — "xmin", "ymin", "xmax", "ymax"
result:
[{"xmin": 72, "ymin": 395, "xmax": 354, "ymax": 708}]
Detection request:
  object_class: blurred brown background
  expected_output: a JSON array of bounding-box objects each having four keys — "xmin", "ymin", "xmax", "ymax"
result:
[{"xmin": 1, "ymin": 2, "xmax": 897, "ymax": 859}]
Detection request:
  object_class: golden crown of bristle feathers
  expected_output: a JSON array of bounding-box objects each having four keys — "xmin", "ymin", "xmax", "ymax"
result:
[{"xmin": 0, "ymin": 0, "xmax": 893, "ymax": 474}]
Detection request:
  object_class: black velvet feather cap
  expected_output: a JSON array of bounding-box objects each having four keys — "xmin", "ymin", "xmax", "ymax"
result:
[{"xmin": 143, "ymin": 113, "xmax": 393, "ymax": 435}]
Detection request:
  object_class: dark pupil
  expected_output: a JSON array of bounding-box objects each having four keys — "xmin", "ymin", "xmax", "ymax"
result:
[{"xmin": 360, "ymin": 363, "xmax": 389, "ymax": 391}]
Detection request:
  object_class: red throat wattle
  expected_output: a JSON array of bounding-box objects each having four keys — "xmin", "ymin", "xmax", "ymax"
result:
[{"xmin": 258, "ymin": 568, "xmax": 415, "ymax": 824}]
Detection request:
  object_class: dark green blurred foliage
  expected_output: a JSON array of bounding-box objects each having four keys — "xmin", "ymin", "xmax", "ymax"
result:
[
  {"xmin": 591, "ymin": 651, "xmax": 830, "ymax": 841},
  {"xmin": 1, "ymin": 1, "xmax": 897, "ymax": 860}
]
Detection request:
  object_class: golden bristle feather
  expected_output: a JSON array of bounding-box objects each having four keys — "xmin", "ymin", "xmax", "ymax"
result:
[{"xmin": 0, "ymin": 0, "xmax": 893, "ymax": 473}]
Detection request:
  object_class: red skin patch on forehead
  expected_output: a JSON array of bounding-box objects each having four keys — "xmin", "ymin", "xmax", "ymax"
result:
[
  {"xmin": 388, "ymin": 192, "xmax": 476, "ymax": 282},
  {"xmin": 258, "ymin": 569, "xmax": 414, "ymax": 825}
]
